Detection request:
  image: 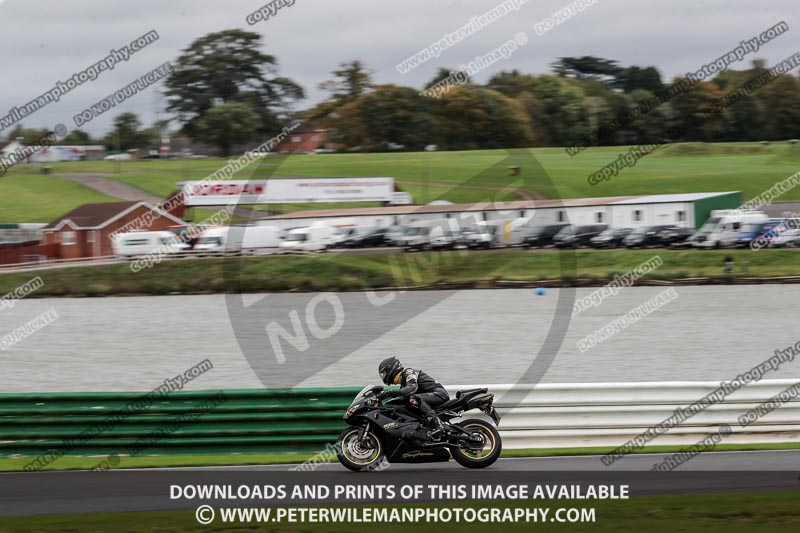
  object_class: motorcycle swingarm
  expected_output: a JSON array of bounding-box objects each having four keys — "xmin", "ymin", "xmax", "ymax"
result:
[{"xmin": 444, "ymin": 424, "xmax": 485, "ymax": 449}]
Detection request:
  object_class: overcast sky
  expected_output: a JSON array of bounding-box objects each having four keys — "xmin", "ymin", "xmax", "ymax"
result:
[{"xmin": 1, "ymin": 0, "xmax": 797, "ymax": 137}]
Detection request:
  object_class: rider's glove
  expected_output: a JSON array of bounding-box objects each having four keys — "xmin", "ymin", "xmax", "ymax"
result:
[{"xmin": 382, "ymin": 389, "xmax": 401, "ymax": 398}]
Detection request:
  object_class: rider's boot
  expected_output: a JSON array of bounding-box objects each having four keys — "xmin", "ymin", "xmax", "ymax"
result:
[{"xmin": 426, "ymin": 415, "xmax": 445, "ymax": 441}]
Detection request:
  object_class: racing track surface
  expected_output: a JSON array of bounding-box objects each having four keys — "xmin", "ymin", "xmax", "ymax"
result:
[{"xmin": 1, "ymin": 451, "xmax": 798, "ymax": 516}]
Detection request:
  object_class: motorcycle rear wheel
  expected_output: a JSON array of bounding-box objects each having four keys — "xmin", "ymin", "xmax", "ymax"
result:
[
  {"xmin": 336, "ymin": 427, "xmax": 385, "ymax": 472},
  {"xmin": 449, "ymin": 419, "xmax": 502, "ymax": 469}
]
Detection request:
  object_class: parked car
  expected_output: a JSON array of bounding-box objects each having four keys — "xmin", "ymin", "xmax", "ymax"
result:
[
  {"xmin": 769, "ymin": 228, "xmax": 800, "ymax": 248},
  {"xmin": 104, "ymin": 153, "xmax": 131, "ymax": 161},
  {"xmin": 330, "ymin": 226, "xmax": 359, "ymax": 248},
  {"xmin": 660, "ymin": 227, "xmax": 695, "ymax": 247},
  {"xmin": 623, "ymin": 225, "xmax": 678, "ymax": 248},
  {"xmin": 430, "ymin": 229, "xmax": 467, "ymax": 250},
  {"xmin": 689, "ymin": 210, "xmax": 768, "ymax": 248},
  {"xmin": 523, "ymin": 224, "xmax": 569, "ymax": 248},
  {"xmin": 383, "ymin": 226, "xmax": 407, "ymax": 246},
  {"xmin": 734, "ymin": 219, "xmax": 785, "ymax": 248},
  {"xmin": 340, "ymin": 227, "xmax": 388, "ymax": 248},
  {"xmin": 590, "ymin": 227, "xmax": 632, "ymax": 249},
  {"xmin": 553, "ymin": 224, "xmax": 608, "ymax": 248}
]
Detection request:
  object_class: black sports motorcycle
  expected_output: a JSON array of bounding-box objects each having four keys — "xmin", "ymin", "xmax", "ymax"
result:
[{"xmin": 336, "ymin": 384, "xmax": 502, "ymax": 471}]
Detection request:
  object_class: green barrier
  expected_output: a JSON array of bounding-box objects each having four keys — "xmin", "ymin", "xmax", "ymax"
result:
[{"xmin": 0, "ymin": 388, "xmax": 361, "ymax": 457}]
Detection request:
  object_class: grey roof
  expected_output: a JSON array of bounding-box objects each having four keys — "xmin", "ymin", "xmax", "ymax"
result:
[
  {"xmin": 611, "ymin": 192, "xmax": 740, "ymax": 204},
  {"xmin": 263, "ymin": 192, "xmax": 740, "ymax": 220},
  {"xmin": 264, "ymin": 198, "xmax": 637, "ymax": 220}
]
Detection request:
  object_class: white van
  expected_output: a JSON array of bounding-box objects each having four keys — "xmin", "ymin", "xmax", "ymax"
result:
[
  {"xmin": 690, "ymin": 210, "xmax": 769, "ymax": 248},
  {"xmin": 396, "ymin": 218, "xmax": 454, "ymax": 251},
  {"xmin": 193, "ymin": 227, "xmax": 228, "ymax": 252},
  {"xmin": 279, "ymin": 226, "xmax": 335, "ymax": 252},
  {"xmin": 112, "ymin": 231, "xmax": 189, "ymax": 258},
  {"xmin": 307, "ymin": 218, "xmax": 359, "ymax": 247},
  {"xmin": 464, "ymin": 219, "xmax": 518, "ymax": 248},
  {"xmin": 463, "ymin": 221, "xmax": 492, "ymax": 249},
  {"xmin": 194, "ymin": 225, "xmax": 284, "ymax": 253}
]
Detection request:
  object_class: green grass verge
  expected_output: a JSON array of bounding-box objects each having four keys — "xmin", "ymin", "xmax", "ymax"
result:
[
  {"xmin": 3, "ymin": 141, "xmax": 800, "ymax": 222},
  {"xmin": 1, "ymin": 248, "xmax": 799, "ymax": 297},
  {"xmin": 1, "ymin": 491, "xmax": 799, "ymax": 532},
  {"xmin": 1, "ymin": 442, "xmax": 798, "ymax": 472},
  {"xmin": 0, "ymin": 171, "xmax": 119, "ymax": 221}
]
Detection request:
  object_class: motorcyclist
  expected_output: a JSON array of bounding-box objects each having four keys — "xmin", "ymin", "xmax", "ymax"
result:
[{"xmin": 377, "ymin": 356, "xmax": 449, "ymax": 440}]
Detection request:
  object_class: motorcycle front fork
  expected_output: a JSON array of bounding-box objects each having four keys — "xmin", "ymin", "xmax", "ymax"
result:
[{"xmin": 357, "ymin": 422, "xmax": 375, "ymax": 449}]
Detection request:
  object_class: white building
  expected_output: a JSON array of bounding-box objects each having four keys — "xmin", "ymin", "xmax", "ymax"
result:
[
  {"xmin": 28, "ymin": 145, "xmax": 106, "ymax": 162},
  {"xmin": 0, "ymin": 141, "xmax": 106, "ymax": 164},
  {"xmin": 258, "ymin": 192, "xmax": 742, "ymax": 231}
]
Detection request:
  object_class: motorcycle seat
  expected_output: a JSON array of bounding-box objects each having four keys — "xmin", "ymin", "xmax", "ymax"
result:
[
  {"xmin": 435, "ymin": 398, "xmax": 462, "ymax": 411},
  {"xmin": 435, "ymin": 389, "xmax": 484, "ymax": 412}
]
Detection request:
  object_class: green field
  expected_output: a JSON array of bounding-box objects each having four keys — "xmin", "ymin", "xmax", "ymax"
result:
[
  {"xmin": 1, "ymin": 491, "xmax": 798, "ymax": 532},
  {"xmin": 2, "ymin": 141, "xmax": 799, "ymax": 223},
  {"xmin": 1, "ymin": 249, "xmax": 799, "ymax": 297},
  {"xmin": 0, "ymin": 170, "xmax": 118, "ymax": 221}
]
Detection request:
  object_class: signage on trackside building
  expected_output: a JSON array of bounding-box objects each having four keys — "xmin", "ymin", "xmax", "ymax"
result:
[{"xmin": 179, "ymin": 178, "xmax": 396, "ymax": 206}]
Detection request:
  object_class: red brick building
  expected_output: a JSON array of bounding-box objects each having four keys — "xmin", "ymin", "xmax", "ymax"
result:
[
  {"xmin": 0, "ymin": 241, "xmax": 57, "ymax": 265},
  {"xmin": 274, "ymin": 121, "xmax": 343, "ymax": 153},
  {"xmin": 42, "ymin": 201, "xmax": 186, "ymax": 259}
]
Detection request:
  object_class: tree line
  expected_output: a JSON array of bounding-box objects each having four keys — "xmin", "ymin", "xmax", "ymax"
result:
[
  {"xmin": 316, "ymin": 56, "xmax": 800, "ymax": 151},
  {"xmin": 7, "ymin": 29, "xmax": 800, "ymax": 154}
]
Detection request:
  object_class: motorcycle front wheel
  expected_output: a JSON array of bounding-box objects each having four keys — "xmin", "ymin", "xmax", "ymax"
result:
[
  {"xmin": 449, "ymin": 419, "xmax": 502, "ymax": 469},
  {"xmin": 336, "ymin": 427, "xmax": 385, "ymax": 472}
]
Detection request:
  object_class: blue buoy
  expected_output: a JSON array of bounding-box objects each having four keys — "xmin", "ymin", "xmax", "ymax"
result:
[{"xmin": 536, "ymin": 287, "xmax": 546, "ymax": 296}]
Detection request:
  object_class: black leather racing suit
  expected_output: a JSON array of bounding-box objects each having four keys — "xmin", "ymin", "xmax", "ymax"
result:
[{"xmin": 389, "ymin": 368, "xmax": 449, "ymax": 421}]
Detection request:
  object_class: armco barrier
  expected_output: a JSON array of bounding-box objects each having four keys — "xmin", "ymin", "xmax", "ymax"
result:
[
  {"xmin": 470, "ymin": 380, "xmax": 800, "ymax": 448},
  {"xmin": 0, "ymin": 380, "xmax": 798, "ymax": 457},
  {"xmin": 0, "ymin": 388, "xmax": 360, "ymax": 457}
]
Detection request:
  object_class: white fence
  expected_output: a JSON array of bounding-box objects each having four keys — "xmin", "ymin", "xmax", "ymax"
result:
[{"xmin": 447, "ymin": 380, "xmax": 800, "ymax": 449}]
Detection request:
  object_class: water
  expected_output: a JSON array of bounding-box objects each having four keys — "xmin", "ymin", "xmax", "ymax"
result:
[{"xmin": 1, "ymin": 285, "xmax": 798, "ymax": 392}]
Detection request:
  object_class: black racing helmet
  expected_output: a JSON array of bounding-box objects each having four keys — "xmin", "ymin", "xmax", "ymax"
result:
[{"xmin": 378, "ymin": 356, "xmax": 403, "ymax": 385}]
